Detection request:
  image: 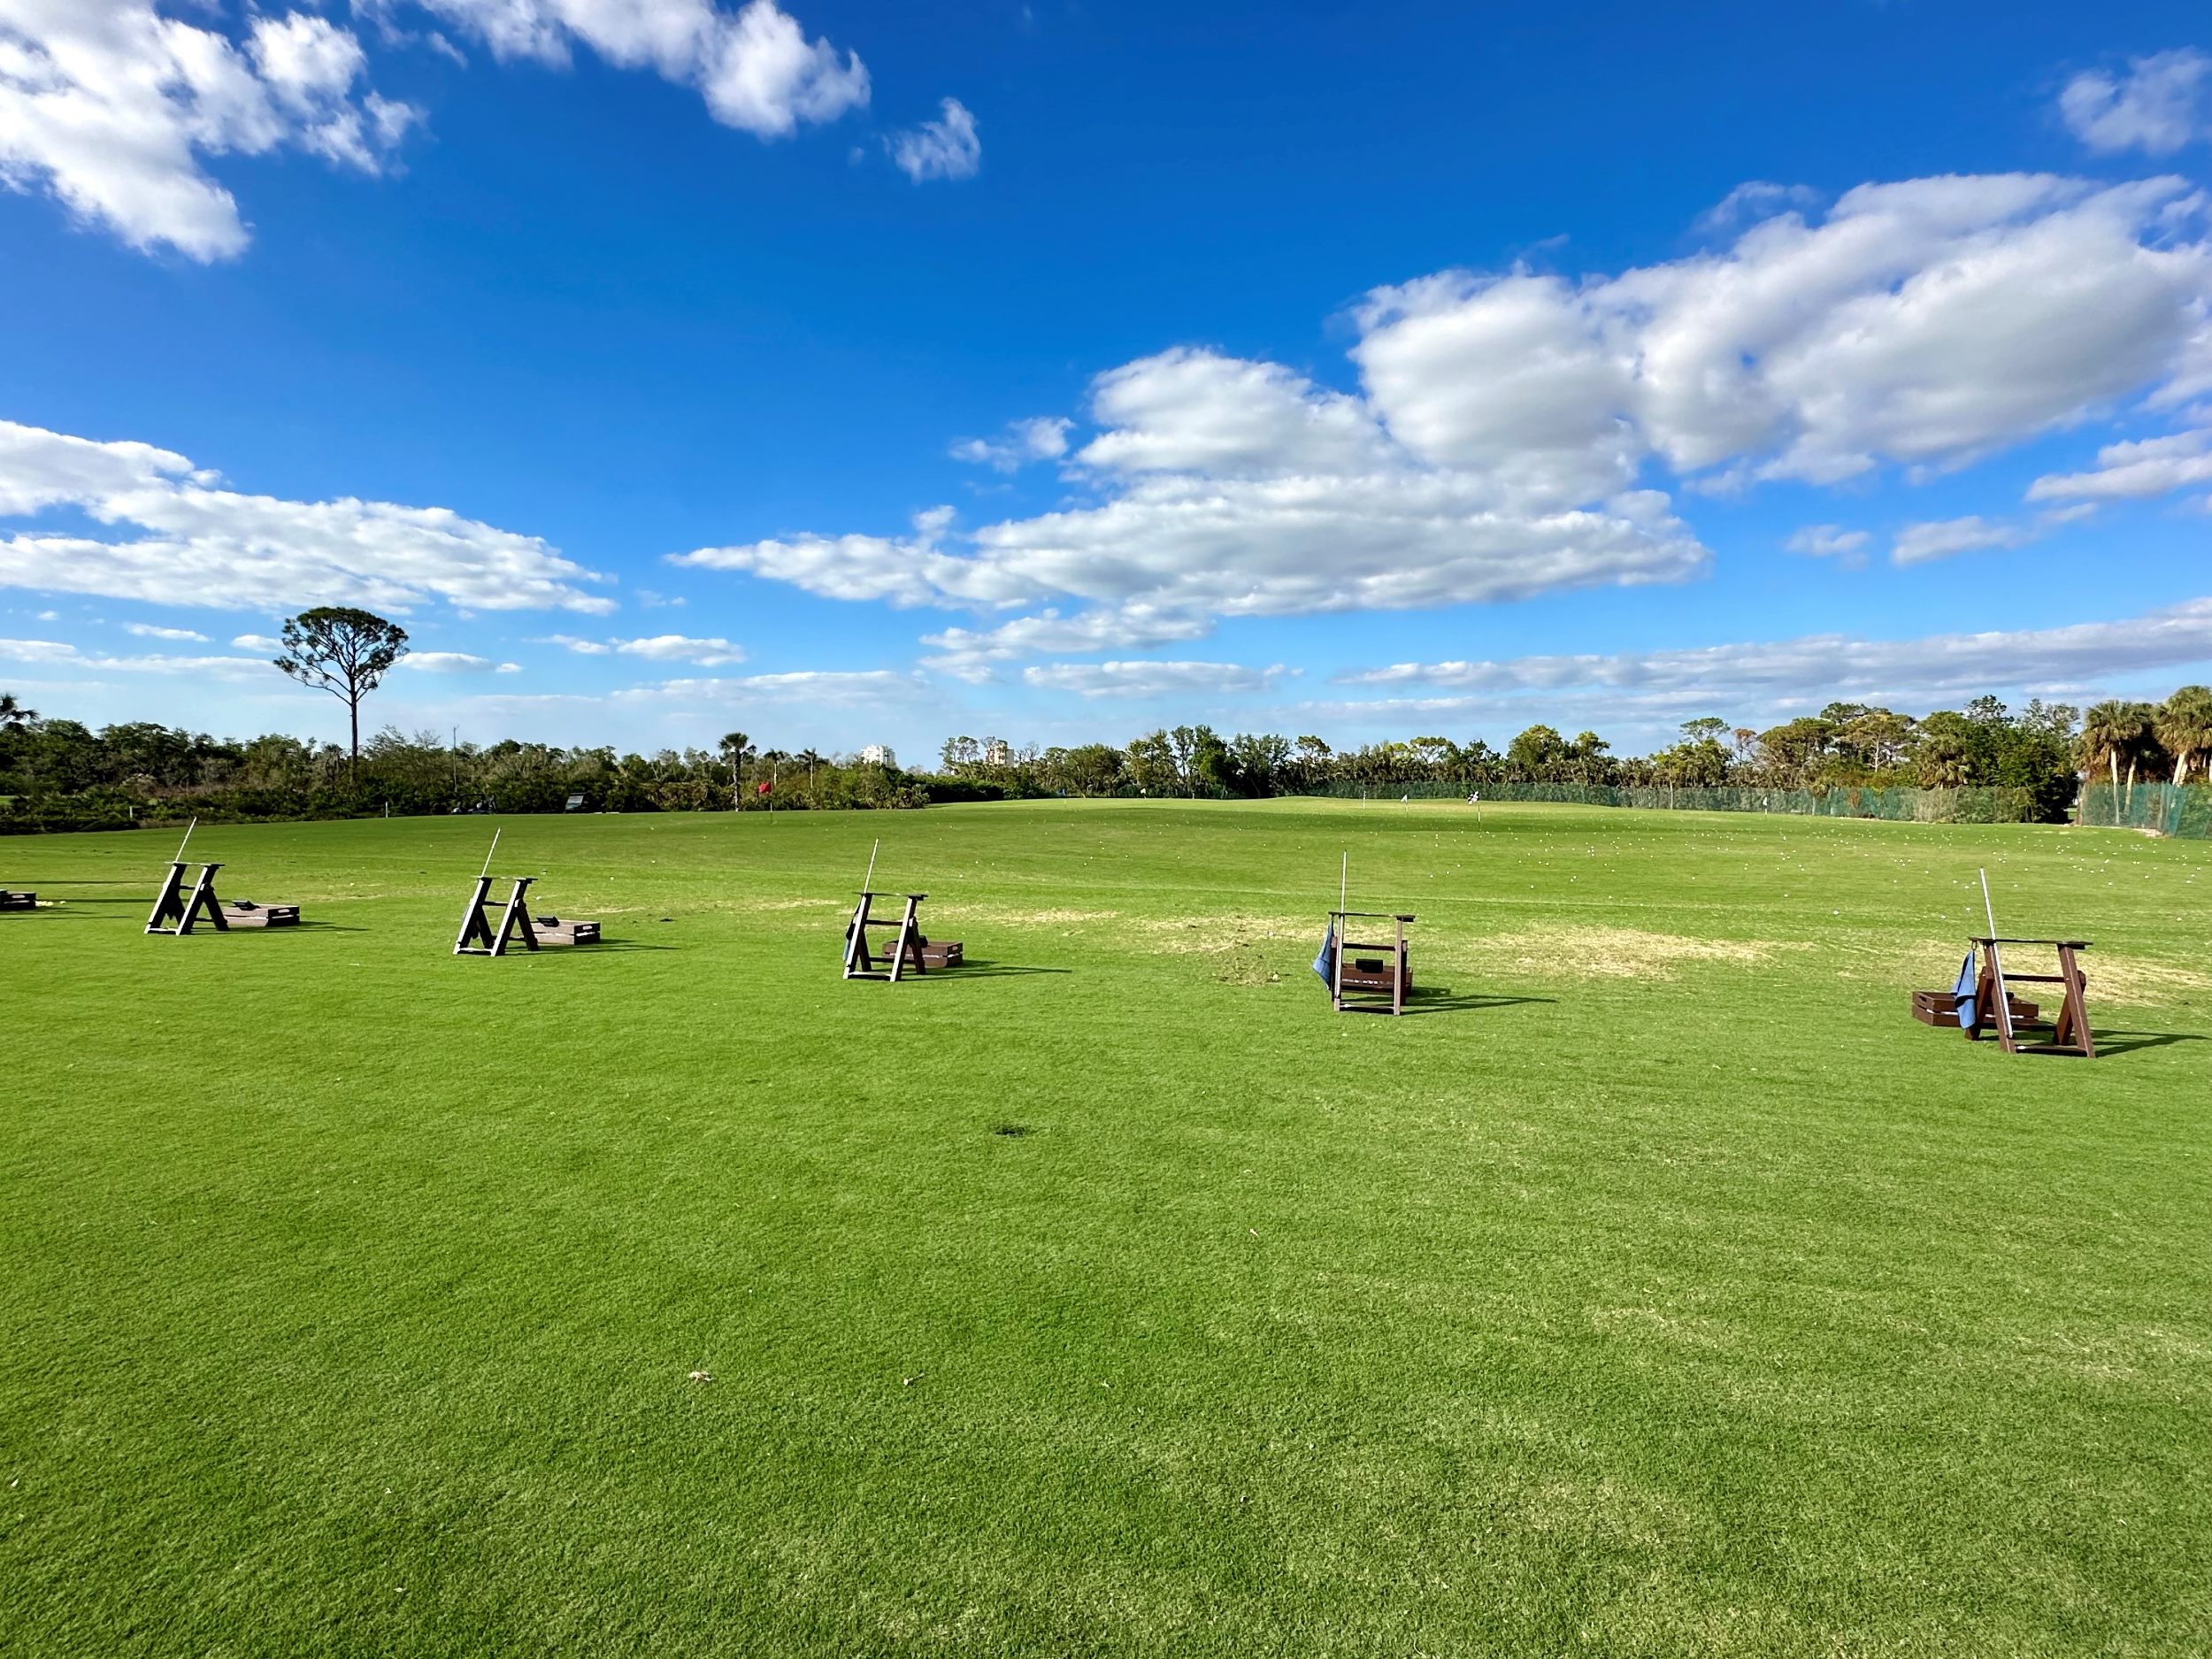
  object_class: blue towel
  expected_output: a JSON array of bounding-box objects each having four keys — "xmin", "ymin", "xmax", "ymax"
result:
[
  {"xmin": 1953, "ymin": 950, "xmax": 1978, "ymax": 1033},
  {"xmin": 1311, "ymin": 923, "xmax": 1337, "ymax": 985}
]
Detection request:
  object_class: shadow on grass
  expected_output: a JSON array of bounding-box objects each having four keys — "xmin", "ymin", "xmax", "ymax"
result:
[
  {"xmin": 843, "ymin": 961, "xmax": 1072, "ymax": 981},
  {"xmin": 1400, "ymin": 986, "xmax": 1555, "ymax": 1016},
  {"xmin": 2086, "ymin": 1029, "xmax": 2207, "ymax": 1057}
]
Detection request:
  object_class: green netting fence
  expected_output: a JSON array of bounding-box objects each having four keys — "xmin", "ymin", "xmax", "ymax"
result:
[
  {"xmin": 1298, "ymin": 780, "xmax": 2048, "ymax": 822},
  {"xmin": 2077, "ymin": 783, "xmax": 2212, "ymax": 839}
]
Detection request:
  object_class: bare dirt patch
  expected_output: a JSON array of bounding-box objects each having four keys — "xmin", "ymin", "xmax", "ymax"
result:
[{"xmin": 1481, "ymin": 925, "xmax": 1799, "ymax": 979}]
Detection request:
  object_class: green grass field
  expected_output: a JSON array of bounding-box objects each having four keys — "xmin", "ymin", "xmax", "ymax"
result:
[{"xmin": 4, "ymin": 800, "xmax": 2209, "ymax": 1657}]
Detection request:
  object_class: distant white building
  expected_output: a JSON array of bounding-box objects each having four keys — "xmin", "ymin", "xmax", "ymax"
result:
[
  {"xmin": 859, "ymin": 744, "xmax": 896, "ymax": 768},
  {"xmin": 982, "ymin": 737, "xmax": 1011, "ymax": 766}
]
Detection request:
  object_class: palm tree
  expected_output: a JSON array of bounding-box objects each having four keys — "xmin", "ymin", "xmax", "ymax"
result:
[
  {"xmin": 0, "ymin": 691, "xmax": 36, "ymax": 726},
  {"xmin": 2118, "ymin": 699, "xmax": 2162, "ymax": 810},
  {"xmin": 2079, "ymin": 700, "xmax": 2138, "ymax": 804},
  {"xmin": 2155, "ymin": 686, "xmax": 2212, "ymax": 786}
]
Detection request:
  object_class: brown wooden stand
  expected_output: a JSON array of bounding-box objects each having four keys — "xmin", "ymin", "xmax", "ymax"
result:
[
  {"xmin": 1969, "ymin": 937, "xmax": 2094, "ymax": 1057},
  {"xmin": 1329, "ymin": 910, "xmax": 1414, "ymax": 1015},
  {"xmin": 844, "ymin": 891, "xmax": 927, "ymax": 981},
  {"xmin": 146, "ymin": 861, "xmax": 227, "ymax": 934},
  {"xmin": 455, "ymin": 874, "xmax": 539, "ymax": 956}
]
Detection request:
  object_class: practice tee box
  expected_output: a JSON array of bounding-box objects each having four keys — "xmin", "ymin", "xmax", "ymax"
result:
[
  {"xmin": 219, "ymin": 901, "xmax": 300, "ymax": 929},
  {"xmin": 454, "ymin": 876, "xmax": 602, "ymax": 955},
  {"xmin": 842, "ymin": 891, "xmax": 963, "ymax": 981},
  {"xmin": 1967, "ymin": 936, "xmax": 2095, "ymax": 1057},
  {"xmin": 1911, "ymin": 987, "xmax": 2038, "ymax": 1028},
  {"xmin": 145, "ymin": 862, "xmax": 301, "ymax": 935},
  {"xmin": 1326, "ymin": 910, "xmax": 1414, "ymax": 1016}
]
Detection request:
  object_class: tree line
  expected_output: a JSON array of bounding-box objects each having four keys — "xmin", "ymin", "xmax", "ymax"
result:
[
  {"xmin": 936, "ymin": 687, "xmax": 2211, "ymax": 819},
  {"xmin": 4, "ymin": 610, "xmax": 2208, "ymax": 830}
]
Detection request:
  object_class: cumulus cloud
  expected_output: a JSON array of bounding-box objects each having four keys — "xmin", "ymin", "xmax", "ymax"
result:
[
  {"xmin": 1785, "ymin": 524, "xmax": 1871, "ymax": 564},
  {"xmin": 2027, "ymin": 426, "xmax": 2212, "ymax": 500},
  {"xmin": 406, "ymin": 0, "xmax": 867, "ymax": 136},
  {"xmin": 888, "ymin": 96, "xmax": 979, "ymax": 181},
  {"xmin": 543, "ymin": 632, "xmax": 746, "ymax": 664},
  {"xmin": 679, "ymin": 173, "xmax": 2212, "ymax": 670},
  {"xmin": 2060, "ymin": 50, "xmax": 2210, "ymax": 156},
  {"xmin": 0, "ymin": 0, "xmax": 419, "ymax": 259},
  {"xmin": 123, "ymin": 621, "xmax": 208, "ymax": 641},
  {"xmin": 0, "ymin": 0, "xmax": 872, "ymax": 258},
  {"xmin": 919, "ymin": 603, "xmax": 1213, "ymax": 680},
  {"xmin": 0, "ymin": 419, "xmax": 614, "ymax": 613},
  {"xmin": 950, "ymin": 416, "xmax": 1071, "ymax": 472},
  {"xmin": 1021, "ymin": 659, "xmax": 1290, "ymax": 699},
  {"xmin": 1333, "ymin": 596, "xmax": 2212, "ymax": 709},
  {"xmin": 1363, "ymin": 175, "xmax": 2212, "ymax": 489},
  {"xmin": 232, "ymin": 632, "xmax": 281, "ymax": 649},
  {"xmin": 679, "ymin": 352, "xmax": 1709, "ymax": 653}
]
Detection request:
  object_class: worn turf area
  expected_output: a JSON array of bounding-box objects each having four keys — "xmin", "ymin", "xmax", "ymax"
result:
[{"xmin": 3, "ymin": 800, "xmax": 2208, "ymax": 1657}]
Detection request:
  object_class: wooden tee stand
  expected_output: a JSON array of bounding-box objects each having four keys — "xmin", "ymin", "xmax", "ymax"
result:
[
  {"xmin": 1970, "ymin": 937, "xmax": 2094, "ymax": 1057},
  {"xmin": 844, "ymin": 891, "xmax": 926, "ymax": 981},
  {"xmin": 455, "ymin": 875, "xmax": 539, "ymax": 956},
  {"xmin": 1330, "ymin": 910, "xmax": 1414, "ymax": 1016},
  {"xmin": 146, "ymin": 861, "xmax": 227, "ymax": 934}
]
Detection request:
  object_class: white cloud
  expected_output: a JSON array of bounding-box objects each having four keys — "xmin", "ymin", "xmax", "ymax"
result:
[
  {"xmin": 612, "ymin": 668, "xmax": 924, "ymax": 706},
  {"xmin": 1021, "ymin": 659, "xmax": 1290, "ymax": 699},
  {"xmin": 1785, "ymin": 524, "xmax": 1871, "ymax": 563},
  {"xmin": 543, "ymin": 632, "xmax": 747, "ymax": 664},
  {"xmin": 399, "ymin": 650, "xmax": 503, "ymax": 672},
  {"xmin": 232, "ymin": 632, "xmax": 281, "ymax": 649},
  {"xmin": 411, "ymin": 0, "xmax": 867, "ymax": 138},
  {"xmin": 1889, "ymin": 515, "xmax": 2032, "ymax": 565},
  {"xmin": 1333, "ymin": 595, "xmax": 2212, "ymax": 708},
  {"xmin": 1887, "ymin": 505, "xmax": 2091, "ymax": 565},
  {"xmin": 0, "ymin": 0, "xmax": 872, "ymax": 259},
  {"xmin": 919, "ymin": 603, "xmax": 1213, "ymax": 680},
  {"xmin": 1077, "ymin": 349, "xmax": 1393, "ymax": 480},
  {"xmin": 1363, "ymin": 176, "xmax": 2212, "ymax": 490},
  {"xmin": 2060, "ymin": 50, "xmax": 2210, "ymax": 157},
  {"xmin": 1693, "ymin": 180, "xmax": 1820, "ymax": 235},
  {"xmin": 680, "ymin": 354, "xmax": 1709, "ymax": 637},
  {"xmin": 888, "ymin": 95, "xmax": 978, "ymax": 182},
  {"xmin": 2027, "ymin": 426, "xmax": 2212, "ymax": 500},
  {"xmin": 680, "ymin": 172, "xmax": 2212, "ymax": 666},
  {"xmin": 950, "ymin": 416, "xmax": 1071, "ymax": 472},
  {"xmin": 0, "ymin": 419, "xmax": 614, "ymax": 614},
  {"xmin": 123, "ymin": 621, "xmax": 207, "ymax": 641},
  {"xmin": 0, "ymin": 0, "xmax": 419, "ymax": 259},
  {"xmin": 0, "ymin": 636, "xmax": 276, "ymax": 679}
]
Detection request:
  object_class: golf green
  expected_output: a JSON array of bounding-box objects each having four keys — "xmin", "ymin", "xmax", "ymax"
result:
[{"xmin": 4, "ymin": 801, "xmax": 2208, "ymax": 1655}]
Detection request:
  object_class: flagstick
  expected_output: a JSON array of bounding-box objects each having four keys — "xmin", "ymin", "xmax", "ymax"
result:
[{"xmin": 1978, "ymin": 867, "xmax": 2015, "ymax": 1048}]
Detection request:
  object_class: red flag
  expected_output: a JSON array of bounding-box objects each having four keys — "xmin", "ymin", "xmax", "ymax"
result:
[{"xmin": 756, "ymin": 780, "xmax": 772, "ymax": 795}]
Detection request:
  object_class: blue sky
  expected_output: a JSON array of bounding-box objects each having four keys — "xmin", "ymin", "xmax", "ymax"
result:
[{"xmin": 4, "ymin": 0, "xmax": 2211, "ymax": 763}]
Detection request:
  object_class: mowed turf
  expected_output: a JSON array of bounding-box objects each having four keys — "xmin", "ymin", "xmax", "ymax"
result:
[{"xmin": 3, "ymin": 800, "xmax": 2209, "ymax": 1657}]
